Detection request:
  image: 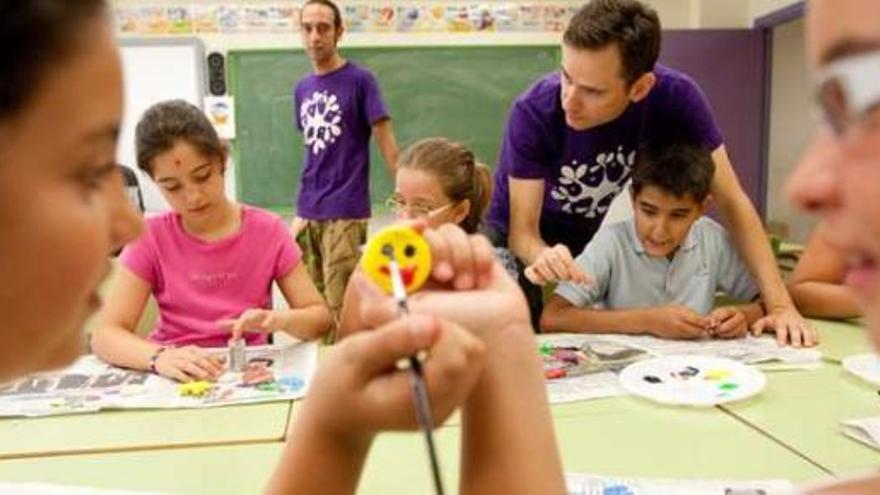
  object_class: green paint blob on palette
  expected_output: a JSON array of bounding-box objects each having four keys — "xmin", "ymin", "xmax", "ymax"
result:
[{"xmin": 618, "ymin": 355, "xmax": 766, "ymax": 407}]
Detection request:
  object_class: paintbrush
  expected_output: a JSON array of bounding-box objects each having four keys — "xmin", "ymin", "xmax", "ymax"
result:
[{"xmin": 381, "ymin": 244, "xmax": 445, "ymax": 495}]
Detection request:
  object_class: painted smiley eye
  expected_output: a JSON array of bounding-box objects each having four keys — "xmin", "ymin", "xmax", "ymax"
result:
[
  {"xmin": 404, "ymin": 245, "xmax": 416, "ymax": 258},
  {"xmin": 380, "ymin": 243, "xmax": 394, "ymax": 258}
]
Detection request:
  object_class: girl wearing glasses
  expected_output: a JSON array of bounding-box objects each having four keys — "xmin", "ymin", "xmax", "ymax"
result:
[
  {"xmin": 339, "ymin": 137, "xmax": 520, "ymax": 337},
  {"xmin": 385, "ymin": 137, "xmax": 492, "ymax": 233}
]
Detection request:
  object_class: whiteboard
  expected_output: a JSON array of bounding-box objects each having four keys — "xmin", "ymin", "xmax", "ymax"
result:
[{"xmin": 117, "ymin": 39, "xmax": 206, "ymax": 212}]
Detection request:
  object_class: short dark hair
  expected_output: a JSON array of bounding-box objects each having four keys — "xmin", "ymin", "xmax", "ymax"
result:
[
  {"xmin": 135, "ymin": 100, "xmax": 227, "ymax": 177},
  {"xmin": 301, "ymin": 0, "xmax": 343, "ymax": 30},
  {"xmin": 563, "ymin": 0, "xmax": 661, "ymax": 86},
  {"xmin": 632, "ymin": 142, "xmax": 715, "ymax": 203},
  {"xmin": 0, "ymin": 0, "xmax": 108, "ymax": 122}
]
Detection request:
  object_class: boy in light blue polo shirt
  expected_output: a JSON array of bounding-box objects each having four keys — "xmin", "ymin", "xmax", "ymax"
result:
[{"xmin": 541, "ymin": 143, "xmax": 764, "ymax": 340}]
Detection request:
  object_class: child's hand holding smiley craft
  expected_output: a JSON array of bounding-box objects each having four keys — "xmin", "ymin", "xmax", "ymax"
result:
[{"xmin": 361, "ymin": 225, "xmax": 432, "ymax": 295}]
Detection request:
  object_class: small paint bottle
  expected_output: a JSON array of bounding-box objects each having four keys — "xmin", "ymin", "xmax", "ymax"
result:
[{"xmin": 228, "ymin": 338, "xmax": 246, "ymax": 372}]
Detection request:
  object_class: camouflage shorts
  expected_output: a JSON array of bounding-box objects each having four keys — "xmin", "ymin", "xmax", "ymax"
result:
[{"xmin": 297, "ymin": 218, "xmax": 367, "ymax": 341}]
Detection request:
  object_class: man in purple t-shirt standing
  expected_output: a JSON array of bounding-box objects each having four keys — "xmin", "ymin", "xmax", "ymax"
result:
[
  {"xmin": 486, "ymin": 0, "xmax": 814, "ymax": 345},
  {"xmin": 292, "ymin": 0, "xmax": 398, "ymax": 338}
]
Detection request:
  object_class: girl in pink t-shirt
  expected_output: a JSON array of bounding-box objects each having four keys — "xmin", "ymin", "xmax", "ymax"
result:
[{"xmin": 92, "ymin": 100, "xmax": 331, "ymax": 383}]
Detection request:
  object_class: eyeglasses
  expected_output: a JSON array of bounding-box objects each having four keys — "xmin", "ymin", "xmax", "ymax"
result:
[
  {"xmin": 815, "ymin": 50, "xmax": 880, "ymax": 136},
  {"xmin": 385, "ymin": 195, "xmax": 455, "ymax": 219}
]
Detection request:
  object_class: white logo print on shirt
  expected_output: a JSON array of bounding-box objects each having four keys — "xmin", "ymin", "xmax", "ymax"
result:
[
  {"xmin": 550, "ymin": 146, "xmax": 635, "ymax": 219},
  {"xmin": 300, "ymin": 90, "xmax": 343, "ymax": 154}
]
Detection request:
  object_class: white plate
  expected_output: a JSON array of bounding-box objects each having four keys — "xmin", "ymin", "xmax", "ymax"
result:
[
  {"xmin": 618, "ymin": 355, "xmax": 766, "ymax": 407},
  {"xmin": 842, "ymin": 353, "xmax": 880, "ymax": 386}
]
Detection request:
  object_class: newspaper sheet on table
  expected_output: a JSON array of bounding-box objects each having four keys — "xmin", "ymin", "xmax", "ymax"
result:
[
  {"xmin": 0, "ymin": 342, "xmax": 316, "ymax": 417},
  {"xmin": 540, "ymin": 334, "xmax": 643, "ymax": 404},
  {"xmin": 598, "ymin": 334, "xmax": 822, "ymax": 369},
  {"xmin": 541, "ymin": 333, "xmax": 821, "ymax": 404},
  {"xmin": 566, "ymin": 472, "xmax": 795, "ymax": 495}
]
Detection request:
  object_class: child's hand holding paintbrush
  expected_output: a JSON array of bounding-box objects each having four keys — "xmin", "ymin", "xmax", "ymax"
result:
[
  {"xmin": 358, "ymin": 223, "xmax": 461, "ymax": 494},
  {"xmin": 269, "ymin": 223, "xmax": 565, "ymax": 495}
]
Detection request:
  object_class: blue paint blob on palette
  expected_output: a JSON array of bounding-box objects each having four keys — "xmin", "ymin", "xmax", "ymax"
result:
[
  {"xmin": 618, "ymin": 355, "xmax": 766, "ymax": 407},
  {"xmin": 278, "ymin": 376, "xmax": 305, "ymax": 392}
]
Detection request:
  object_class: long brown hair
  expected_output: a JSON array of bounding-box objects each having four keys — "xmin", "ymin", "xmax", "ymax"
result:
[{"xmin": 397, "ymin": 137, "xmax": 492, "ymax": 234}]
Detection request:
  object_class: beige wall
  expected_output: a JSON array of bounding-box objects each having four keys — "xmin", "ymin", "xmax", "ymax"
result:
[
  {"xmin": 765, "ymin": 17, "xmax": 815, "ymax": 242},
  {"xmin": 750, "ymin": 0, "xmax": 801, "ymax": 23},
  {"xmin": 692, "ymin": 0, "xmax": 802, "ymax": 29},
  {"xmin": 693, "ymin": 0, "xmax": 750, "ymax": 28}
]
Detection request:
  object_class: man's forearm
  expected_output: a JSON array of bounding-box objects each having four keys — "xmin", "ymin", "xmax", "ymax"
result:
[{"xmin": 509, "ymin": 229, "xmax": 548, "ymax": 265}]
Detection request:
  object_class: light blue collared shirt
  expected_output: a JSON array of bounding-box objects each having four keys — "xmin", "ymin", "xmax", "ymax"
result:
[{"xmin": 556, "ymin": 217, "xmax": 758, "ymax": 314}]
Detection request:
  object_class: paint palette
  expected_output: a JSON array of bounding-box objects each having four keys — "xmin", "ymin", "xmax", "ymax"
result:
[
  {"xmin": 618, "ymin": 355, "xmax": 766, "ymax": 407},
  {"xmin": 842, "ymin": 353, "xmax": 880, "ymax": 386}
]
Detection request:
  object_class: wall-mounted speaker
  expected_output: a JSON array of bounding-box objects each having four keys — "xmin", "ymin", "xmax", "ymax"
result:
[{"xmin": 207, "ymin": 51, "xmax": 226, "ymax": 96}]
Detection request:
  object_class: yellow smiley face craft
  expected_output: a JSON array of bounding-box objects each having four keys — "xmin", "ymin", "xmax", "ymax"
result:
[{"xmin": 361, "ymin": 225, "xmax": 432, "ymax": 295}]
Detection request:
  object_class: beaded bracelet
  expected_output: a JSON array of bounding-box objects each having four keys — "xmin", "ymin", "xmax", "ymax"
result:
[{"xmin": 148, "ymin": 346, "xmax": 169, "ymax": 374}]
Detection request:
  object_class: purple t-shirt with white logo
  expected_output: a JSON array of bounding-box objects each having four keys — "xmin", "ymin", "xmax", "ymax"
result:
[
  {"xmin": 486, "ymin": 64, "xmax": 723, "ymax": 256},
  {"xmin": 294, "ymin": 62, "xmax": 389, "ymax": 219}
]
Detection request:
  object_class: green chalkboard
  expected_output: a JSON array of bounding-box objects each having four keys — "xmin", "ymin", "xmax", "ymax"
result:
[{"xmin": 229, "ymin": 45, "xmax": 560, "ymax": 213}]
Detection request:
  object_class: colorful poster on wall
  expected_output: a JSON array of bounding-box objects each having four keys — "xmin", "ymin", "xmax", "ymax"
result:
[
  {"xmin": 492, "ymin": 3, "xmax": 520, "ymax": 32},
  {"xmin": 218, "ymin": 6, "xmax": 243, "ymax": 33},
  {"xmin": 445, "ymin": 3, "xmax": 471, "ymax": 32},
  {"xmin": 369, "ymin": 4, "xmax": 397, "ymax": 31},
  {"xmin": 243, "ymin": 6, "xmax": 271, "ymax": 32},
  {"xmin": 192, "ymin": 5, "xmax": 221, "ymax": 34},
  {"xmin": 113, "ymin": 1, "xmax": 576, "ymax": 36},
  {"xmin": 140, "ymin": 7, "xmax": 169, "ymax": 34},
  {"xmin": 268, "ymin": 5, "xmax": 298, "ymax": 33},
  {"xmin": 397, "ymin": 4, "xmax": 422, "ymax": 31},
  {"xmin": 205, "ymin": 96, "xmax": 236, "ymax": 140},
  {"xmin": 567, "ymin": 5, "xmax": 580, "ymax": 25},
  {"xmin": 467, "ymin": 3, "xmax": 496, "ymax": 32},
  {"xmin": 543, "ymin": 4, "xmax": 571, "ymax": 32},
  {"xmin": 115, "ymin": 7, "xmax": 142, "ymax": 34},
  {"xmin": 424, "ymin": 3, "xmax": 448, "ymax": 31},
  {"xmin": 167, "ymin": 7, "xmax": 193, "ymax": 34},
  {"xmin": 518, "ymin": 3, "xmax": 544, "ymax": 31},
  {"xmin": 395, "ymin": 3, "xmax": 443, "ymax": 32},
  {"xmin": 344, "ymin": 3, "xmax": 370, "ymax": 32}
]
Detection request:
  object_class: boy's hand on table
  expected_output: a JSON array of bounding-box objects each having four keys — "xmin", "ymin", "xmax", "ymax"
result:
[
  {"xmin": 648, "ymin": 305, "xmax": 710, "ymax": 340},
  {"xmin": 706, "ymin": 306, "xmax": 748, "ymax": 339}
]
